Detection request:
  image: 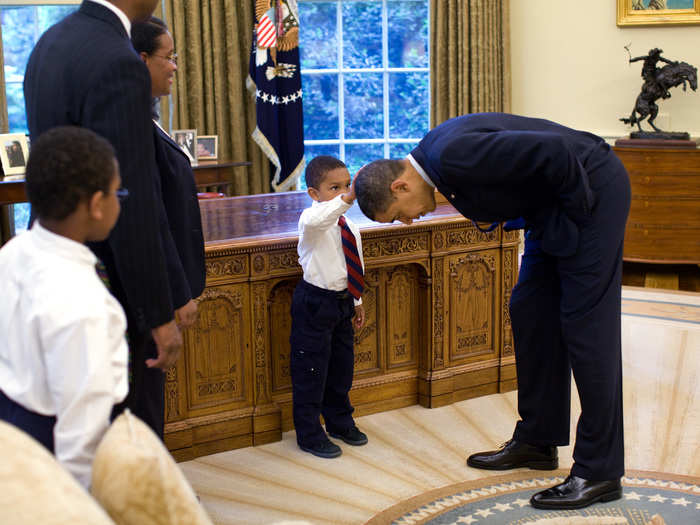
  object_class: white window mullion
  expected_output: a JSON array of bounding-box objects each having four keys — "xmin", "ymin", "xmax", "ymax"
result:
[
  {"xmin": 337, "ymin": 0, "xmax": 345, "ymax": 161},
  {"xmin": 381, "ymin": 0, "xmax": 390, "ymax": 158}
]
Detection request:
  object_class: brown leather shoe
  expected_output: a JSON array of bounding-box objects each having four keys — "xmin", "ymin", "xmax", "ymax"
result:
[
  {"xmin": 466, "ymin": 439, "xmax": 558, "ymax": 470},
  {"xmin": 530, "ymin": 475, "xmax": 622, "ymax": 509}
]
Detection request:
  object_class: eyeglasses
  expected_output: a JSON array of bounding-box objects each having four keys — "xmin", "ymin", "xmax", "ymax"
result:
[
  {"xmin": 115, "ymin": 188, "xmax": 129, "ymax": 202},
  {"xmin": 151, "ymin": 52, "xmax": 178, "ymax": 65}
]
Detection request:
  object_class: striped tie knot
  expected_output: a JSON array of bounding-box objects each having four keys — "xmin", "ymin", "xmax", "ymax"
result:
[
  {"xmin": 95, "ymin": 259, "xmax": 111, "ymax": 290},
  {"xmin": 338, "ymin": 215, "xmax": 364, "ymax": 300}
]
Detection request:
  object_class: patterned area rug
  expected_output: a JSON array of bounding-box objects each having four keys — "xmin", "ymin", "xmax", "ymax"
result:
[{"xmin": 364, "ymin": 470, "xmax": 700, "ymax": 525}]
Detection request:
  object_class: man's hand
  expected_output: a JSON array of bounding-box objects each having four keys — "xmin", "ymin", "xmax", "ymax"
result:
[
  {"xmin": 175, "ymin": 299, "xmax": 198, "ymax": 328},
  {"xmin": 148, "ymin": 319, "xmax": 183, "ymax": 370},
  {"xmin": 353, "ymin": 304, "xmax": 366, "ymax": 330}
]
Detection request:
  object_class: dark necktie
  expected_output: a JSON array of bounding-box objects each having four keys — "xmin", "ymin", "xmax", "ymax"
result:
[
  {"xmin": 338, "ymin": 215, "xmax": 364, "ymax": 300},
  {"xmin": 95, "ymin": 259, "xmax": 111, "ymax": 290}
]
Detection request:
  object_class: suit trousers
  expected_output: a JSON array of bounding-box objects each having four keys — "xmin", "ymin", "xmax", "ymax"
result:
[
  {"xmin": 290, "ymin": 280, "xmax": 356, "ymax": 447},
  {"xmin": 112, "ymin": 331, "xmax": 165, "ymax": 438},
  {"xmin": 0, "ymin": 389, "xmax": 56, "ymax": 452},
  {"xmin": 510, "ymin": 153, "xmax": 631, "ymax": 481}
]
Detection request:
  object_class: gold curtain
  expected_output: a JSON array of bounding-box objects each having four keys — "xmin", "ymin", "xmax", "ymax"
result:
[
  {"xmin": 430, "ymin": 0, "xmax": 511, "ymax": 126},
  {"xmin": 163, "ymin": 0, "xmax": 270, "ymax": 195}
]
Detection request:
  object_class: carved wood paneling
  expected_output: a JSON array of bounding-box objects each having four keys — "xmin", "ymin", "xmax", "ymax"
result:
[
  {"xmin": 447, "ymin": 250, "xmax": 499, "ymax": 362},
  {"xmin": 165, "ymin": 365, "xmax": 180, "ymax": 422},
  {"xmin": 502, "ymin": 248, "xmax": 515, "ymax": 357},
  {"xmin": 354, "ymin": 269, "xmax": 380, "ymax": 374},
  {"xmin": 206, "ymin": 254, "xmax": 248, "ymax": 284},
  {"xmin": 184, "ymin": 285, "xmax": 249, "ymax": 412},
  {"xmin": 432, "ymin": 257, "xmax": 445, "ymax": 369},
  {"xmin": 385, "ymin": 265, "xmax": 421, "ymax": 369},
  {"xmin": 446, "ymin": 228, "xmax": 499, "ymax": 249},
  {"xmin": 269, "ymin": 279, "xmax": 297, "ymax": 392},
  {"xmin": 363, "ymin": 232, "xmax": 429, "ymax": 259}
]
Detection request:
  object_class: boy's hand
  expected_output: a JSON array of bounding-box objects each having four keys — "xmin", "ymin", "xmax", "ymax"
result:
[
  {"xmin": 341, "ymin": 177, "xmax": 357, "ymax": 204},
  {"xmin": 353, "ymin": 304, "xmax": 365, "ymax": 330}
]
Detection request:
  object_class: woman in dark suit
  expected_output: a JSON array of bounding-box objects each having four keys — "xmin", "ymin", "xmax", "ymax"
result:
[{"xmin": 132, "ymin": 18, "xmax": 205, "ymax": 318}]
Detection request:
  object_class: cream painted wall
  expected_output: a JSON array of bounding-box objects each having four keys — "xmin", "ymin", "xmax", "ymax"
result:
[{"xmin": 510, "ymin": 0, "xmax": 700, "ymax": 138}]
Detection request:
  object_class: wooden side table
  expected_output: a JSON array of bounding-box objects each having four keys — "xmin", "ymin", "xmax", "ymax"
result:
[
  {"xmin": 192, "ymin": 160, "xmax": 251, "ymax": 195},
  {"xmin": 614, "ymin": 146, "xmax": 700, "ymax": 290}
]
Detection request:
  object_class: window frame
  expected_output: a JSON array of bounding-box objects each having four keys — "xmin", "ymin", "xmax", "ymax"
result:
[{"xmin": 300, "ymin": 0, "xmax": 430, "ymax": 160}]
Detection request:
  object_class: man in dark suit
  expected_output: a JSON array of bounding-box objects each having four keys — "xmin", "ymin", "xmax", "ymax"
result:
[
  {"xmin": 354, "ymin": 113, "xmax": 631, "ymax": 510},
  {"xmin": 23, "ymin": 0, "xmax": 187, "ymax": 438}
]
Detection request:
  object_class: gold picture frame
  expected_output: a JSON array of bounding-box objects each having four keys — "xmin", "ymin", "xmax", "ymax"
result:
[
  {"xmin": 617, "ymin": 0, "xmax": 700, "ymax": 27},
  {"xmin": 196, "ymin": 135, "xmax": 218, "ymax": 161}
]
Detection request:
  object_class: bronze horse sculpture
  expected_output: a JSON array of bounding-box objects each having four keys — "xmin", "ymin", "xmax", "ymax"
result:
[{"xmin": 621, "ymin": 53, "xmax": 697, "ymax": 133}]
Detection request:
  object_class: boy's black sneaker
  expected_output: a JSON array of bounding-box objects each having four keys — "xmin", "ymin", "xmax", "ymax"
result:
[
  {"xmin": 329, "ymin": 426, "xmax": 368, "ymax": 446},
  {"xmin": 299, "ymin": 439, "xmax": 342, "ymax": 458}
]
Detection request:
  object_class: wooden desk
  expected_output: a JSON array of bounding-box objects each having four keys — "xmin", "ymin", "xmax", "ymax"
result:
[
  {"xmin": 192, "ymin": 160, "xmax": 251, "ymax": 194},
  {"xmin": 165, "ymin": 191, "xmax": 519, "ymax": 460},
  {"xmin": 614, "ymin": 146, "xmax": 700, "ymax": 264},
  {"xmin": 0, "ymin": 179, "xmax": 27, "ymax": 206}
]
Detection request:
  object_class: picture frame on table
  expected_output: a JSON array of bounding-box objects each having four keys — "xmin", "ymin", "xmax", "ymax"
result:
[
  {"xmin": 0, "ymin": 133, "xmax": 30, "ymax": 180},
  {"xmin": 172, "ymin": 129, "xmax": 197, "ymax": 164},
  {"xmin": 196, "ymin": 135, "xmax": 218, "ymax": 161},
  {"xmin": 617, "ymin": 0, "xmax": 700, "ymax": 27}
]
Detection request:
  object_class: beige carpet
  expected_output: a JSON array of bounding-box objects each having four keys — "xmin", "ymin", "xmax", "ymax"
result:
[{"xmin": 179, "ymin": 287, "xmax": 700, "ymax": 525}]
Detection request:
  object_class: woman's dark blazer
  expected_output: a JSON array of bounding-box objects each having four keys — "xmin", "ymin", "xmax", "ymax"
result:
[{"xmin": 153, "ymin": 123, "xmax": 206, "ymax": 306}]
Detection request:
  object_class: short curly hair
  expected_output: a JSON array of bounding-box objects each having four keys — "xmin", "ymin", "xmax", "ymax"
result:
[
  {"xmin": 305, "ymin": 155, "xmax": 347, "ymax": 190},
  {"xmin": 25, "ymin": 126, "xmax": 116, "ymax": 221},
  {"xmin": 354, "ymin": 159, "xmax": 404, "ymax": 220}
]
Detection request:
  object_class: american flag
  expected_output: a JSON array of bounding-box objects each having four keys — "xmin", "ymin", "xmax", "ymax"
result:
[{"xmin": 257, "ymin": 13, "xmax": 277, "ymax": 49}]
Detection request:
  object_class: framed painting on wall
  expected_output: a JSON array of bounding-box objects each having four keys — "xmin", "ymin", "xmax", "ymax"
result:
[{"xmin": 617, "ymin": 0, "xmax": 700, "ymax": 26}]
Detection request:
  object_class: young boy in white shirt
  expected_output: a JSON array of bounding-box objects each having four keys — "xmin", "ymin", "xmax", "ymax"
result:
[
  {"xmin": 0, "ymin": 126, "xmax": 129, "ymax": 488},
  {"xmin": 290, "ymin": 156, "xmax": 368, "ymax": 458}
]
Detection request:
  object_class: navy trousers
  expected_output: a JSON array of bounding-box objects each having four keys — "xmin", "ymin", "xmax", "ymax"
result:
[
  {"xmin": 290, "ymin": 280, "xmax": 356, "ymax": 447},
  {"xmin": 510, "ymin": 153, "xmax": 631, "ymax": 481},
  {"xmin": 0, "ymin": 389, "xmax": 56, "ymax": 452},
  {"xmin": 111, "ymin": 330, "xmax": 164, "ymax": 439}
]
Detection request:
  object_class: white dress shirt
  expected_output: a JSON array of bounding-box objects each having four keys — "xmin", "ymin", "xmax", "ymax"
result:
[
  {"xmin": 87, "ymin": 0, "xmax": 132, "ymax": 37},
  {"xmin": 0, "ymin": 222, "xmax": 128, "ymax": 488},
  {"xmin": 297, "ymin": 195, "xmax": 365, "ymax": 306}
]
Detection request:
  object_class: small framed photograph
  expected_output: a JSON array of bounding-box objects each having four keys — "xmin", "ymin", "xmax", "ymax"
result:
[
  {"xmin": 172, "ymin": 129, "xmax": 197, "ymax": 163},
  {"xmin": 196, "ymin": 135, "xmax": 218, "ymax": 161},
  {"xmin": 0, "ymin": 133, "xmax": 30, "ymax": 179}
]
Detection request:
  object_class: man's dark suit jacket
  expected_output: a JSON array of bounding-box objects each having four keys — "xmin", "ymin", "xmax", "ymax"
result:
[
  {"xmin": 153, "ymin": 123, "xmax": 206, "ymax": 305},
  {"xmin": 24, "ymin": 1, "xmax": 177, "ymax": 332},
  {"xmin": 410, "ymin": 113, "xmax": 616, "ymax": 257}
]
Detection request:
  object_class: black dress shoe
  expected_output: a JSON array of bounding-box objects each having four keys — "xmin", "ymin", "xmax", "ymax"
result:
[
  {"xmin": 530, "ymin": 475, "xmax": 622, "ymax": 510},
  {"xmin": 299, "ymin": 439, "xmax": 342, "ymax": 458},
  {"xmin": 328, "ymin": 426, "xmax": 368, "ymax": 446},
  {"xmin": 466, "ymin": 439, "xmax": 558, "ymax": 470}
]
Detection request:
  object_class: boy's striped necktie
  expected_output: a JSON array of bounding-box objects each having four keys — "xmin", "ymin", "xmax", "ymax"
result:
[{"xmin": 338, "ymin": 215, "xmax": 364, "ymax": 300}]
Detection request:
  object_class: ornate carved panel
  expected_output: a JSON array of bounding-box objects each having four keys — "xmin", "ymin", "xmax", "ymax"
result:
[
  {"xmin": 269, "ymin": 279, "xmax": 297, "ymax": 392},
  {"xmin": 363, "ymin": 232, "xmax": 429, "ymax": 259},
  {"xmin": 206, "ymin": 254, "xmax": 248, "ymax": 284},
  {"xmin": 184, "ymin": 285, "xmax": 248, "ymax": 411},
  {"xmin": 432, "ymin": 257, "xmax": 445, "ymax": 368},
  {"xmin": 385, "ymin": 265, "xmax": 421, "ymax": 369},
  {"xmin": 165, "ymin": 366, "xmax": 180, "ymax": 422},
  {"xmin": 354, "ymin": 269, "xmax": 380, "ymax": 374},
  {"xmin": 502, "ymin": 248, "xmax": 516, "ymax": 357},
  {"xmin": 267, "ymin": 249, "xmax": 300, "ymax": 276},
  {"xmin": 446, "ymin": 227, "xmax": 499, "ymax": 249},
  {"xmin": 447, "ymin": 250, "xmax": 499, "ymax": 361}
]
